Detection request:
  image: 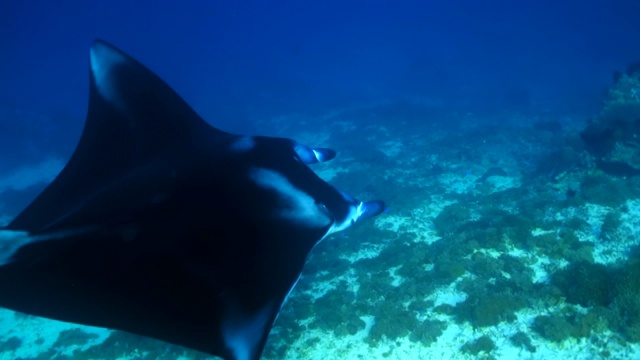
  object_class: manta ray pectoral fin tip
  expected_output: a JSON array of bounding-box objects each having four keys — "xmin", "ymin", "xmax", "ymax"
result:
[
  {"xmin": 223, "ymin": 301, "xmax": 276, "ymax": 360},
  {"xmin": 89, "ymin": 40, "xmax": 129, "ymax": 110}
]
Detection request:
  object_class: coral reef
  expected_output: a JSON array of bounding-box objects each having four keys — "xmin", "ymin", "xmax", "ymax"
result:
[
  {"xmin": 551, "ymin": 261, "xmax": 615, "ymax": 307},
  {"xmin": 549, "ymin": 256, "xmax": 640, "ymax": 343},
  {"xmin": 0, "ymin": 336, "xmax": 22, "ymax": 353},
  {"xmin": 579, "ymin": 175, "xmax": 631, "ymax": 208},
  {"xmin": 580, "ymin": 63, "xmax": 640, "ymax": 174},
  {"xmin": 510, "ymin": 331, "xmax": 536, "ymax": 352},
  {"xmin": 461, "ymin": 335, "xmax": 496, "ymax": 356},
  {"xmin": 533, "ymin": 308, "xmax": 609, "ymax": 343},
  {"xmin": 454, "ymin": 277, "xmax": 529, "ymax": 328}
]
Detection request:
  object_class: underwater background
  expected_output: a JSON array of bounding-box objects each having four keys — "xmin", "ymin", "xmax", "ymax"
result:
[{"xmin": 2, "ymin": 0, "xmax": 640, "ymax": 359}]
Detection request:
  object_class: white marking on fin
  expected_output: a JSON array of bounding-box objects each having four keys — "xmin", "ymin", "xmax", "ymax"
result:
[
  {"xmin": 90, "ymin": 43, "xmax": 127, "ymax": 112},
  {"xmin": 223, "ymin": 301, "xmax": 274, "ymax": 360},
  {"xmin": 280, "ymin": 274, "xmax": 302, "ymax": 317},
  {"xmin": 328, "ymin": 200, "xmax": 365, "ymax": 235},
  {"xmin": 0, "ymin": 227, "xmax": 96, "ymax": 266},
  {"xmin": 0, "ymin": 230, "xmax": 32, "ymax": 265},
  {"xmin": 249, "ymin": 168, "xmax": 331, "ymax": 228}
]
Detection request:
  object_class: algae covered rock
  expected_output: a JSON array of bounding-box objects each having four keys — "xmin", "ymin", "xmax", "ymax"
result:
[
  {"xmin": 433, "ymin": 203, "xmax": 471, "ymax": 236},
  {"xmin": 461, "ymin": 335, "xmax": 495, "ymax": 355},
  {"xmin": 600, "ymin": 211, "xmax": 622, "ymax": 240},
  {"xmin": 366, "ymin": 303, "xmax": 419, "ymax": 344},
  {"xmin": 533, "ymin": 315, "xmax": 575, "ymax": 342},
  {"xmin": 510, "ymin": 331, "xmax": 536, "ymax": 352},
  {"xmin": 600, "ymin": 69, "xmax": 640, "ymax": 124},
  {"xmin": 579, "ymin": 175, "xmax": 629, "ymax": 208},
  {"xmin": 453, "ymin": 290, "xmax": 526, "ymax": 327},
  {"xmin": 533, "ymin": 308, "xmax": 609, "ymax": 343},
  {"xmin": 580, "ymin": 64, "xmax": 640, "ymax": 173},
  {"xmin": 0, "ymin": 336, "xmax": 22, "ymax": 353},
  {"xmin": 409, "ymin": 319, "xmax": 446, "ymax": 346},
  {"xmin": 610, "ymin": 262, "xmax": 640, "ymax": 342},
  {"xmin": 551, "ymin": 260, "xmax": 615, "ymax": 307}
]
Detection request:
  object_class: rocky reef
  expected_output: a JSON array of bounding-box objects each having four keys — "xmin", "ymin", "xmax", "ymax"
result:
[{"xmin": 581, "ymin": 62, "xmax": 640, "ymax": 176}]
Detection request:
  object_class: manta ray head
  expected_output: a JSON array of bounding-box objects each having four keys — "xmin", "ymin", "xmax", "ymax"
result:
[{"xmin": 226, "ymin": 134, "xmax": 385, "ymax": 244}]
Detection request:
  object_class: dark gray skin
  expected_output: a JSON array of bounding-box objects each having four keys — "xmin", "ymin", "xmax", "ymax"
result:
[{"xmin": 0, "ymin": 40, "xmax": 384, "ymax": 360}]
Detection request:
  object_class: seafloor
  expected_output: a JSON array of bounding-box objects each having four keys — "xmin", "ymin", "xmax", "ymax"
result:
[{"xmin": 1, "ymin": 102, "xmax": 640, "ymax": 360}]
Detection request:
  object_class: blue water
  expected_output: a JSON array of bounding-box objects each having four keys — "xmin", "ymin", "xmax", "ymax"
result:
[{"xmin": 2, "ymin": 1, "xmax": 640, "ymax": 359}]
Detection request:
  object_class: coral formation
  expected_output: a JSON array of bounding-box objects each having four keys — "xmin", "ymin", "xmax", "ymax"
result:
[
  {"xmin": 461, "ymin": 335, "xmax": 496, "ymax": 356},
  {"xmin": 533, "ymin": 314, "xmax": 575, "ymax": 342},
  {"xmin": 579, "ymin": 175, "xmax": 631, "ymax": 208},
  {"xmin": 580, "ymin": 63, "xmax": 640, "ymax": 173},
  {"xmin": 0, "ymin": 336, "xmax": 22, "ymax": 353},
  {"xmin": 510, "ymin": 331, "xmax": 536, "ymax": 352},
  {"xmin": 454, "ymin": 278, "xmax": 528, "ymax": 328},
  {"xmin": 551, "ymin": 261, "xmax": 615, "ymax": 307},
  {"xmin": 533, "ymin": 308, "xmax": 609, "ymax": 343},
  {"xmin": 408, "ymin": 320, "xmax": 446, "ymax": 346}
]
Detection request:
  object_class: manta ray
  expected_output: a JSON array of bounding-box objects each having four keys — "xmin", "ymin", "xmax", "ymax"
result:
[{"xmin": 0, "ymin": 40, "xmax": 385, "ymax": 360}]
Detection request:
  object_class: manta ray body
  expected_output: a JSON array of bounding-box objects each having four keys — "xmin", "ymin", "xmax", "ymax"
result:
[{"xmin": 0, "ymin": 40, "xmax": 384, "ymax": 360}]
